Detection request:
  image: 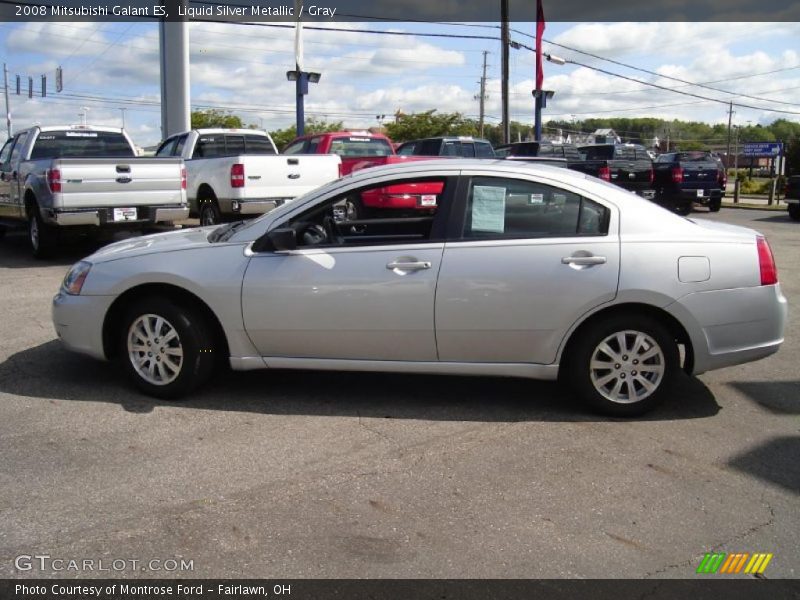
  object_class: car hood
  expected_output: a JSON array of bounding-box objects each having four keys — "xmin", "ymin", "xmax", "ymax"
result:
[{"xmin": 87, "ymin": 226, "xmax": 219, "ymax": 263}]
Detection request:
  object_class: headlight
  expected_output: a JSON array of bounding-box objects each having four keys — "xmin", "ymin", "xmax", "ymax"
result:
[{"xmin": 62, "ymin": 261, "xmax": 92, "ymax": 295}]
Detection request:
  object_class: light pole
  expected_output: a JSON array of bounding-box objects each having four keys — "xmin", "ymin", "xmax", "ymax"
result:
[
  {"xmin": 287, "ymin": 0, "xmax": 320, "ymax": 137},
  {"xmin": 79, "ymin": 106, "xmax": 89, "ymax": 126},
  {"xmin": 119, "ymin": 107, "xmax": 127, "ymax": 130}
]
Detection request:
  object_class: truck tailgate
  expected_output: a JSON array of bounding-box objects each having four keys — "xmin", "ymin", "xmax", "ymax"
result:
[
  {"xmin": 56, "ymin": 158, "xmax": 184, "ymax": 207},
  {"xmin": 240, "ymin": 155, "xmax": 341, "ymax": 199}
]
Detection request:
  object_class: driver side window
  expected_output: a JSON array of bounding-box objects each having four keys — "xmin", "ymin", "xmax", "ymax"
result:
[{"xmin": 278, "ymin": 177, "xmax": 450, "ymax": 249}]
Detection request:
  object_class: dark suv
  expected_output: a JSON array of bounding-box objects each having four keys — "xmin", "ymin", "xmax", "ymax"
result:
[
  {"xmin": 397, "ymin": 136, "xmax": 495, "ymax": 158},
  {"xmin": 494, "ymin": 142, "xmax": 583, "ymax": 168}
]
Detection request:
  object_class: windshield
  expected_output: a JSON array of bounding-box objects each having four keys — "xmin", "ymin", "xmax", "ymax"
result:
[{"xmin": 30, "ymin": 130, "xmax": 135, "ymax": 159}]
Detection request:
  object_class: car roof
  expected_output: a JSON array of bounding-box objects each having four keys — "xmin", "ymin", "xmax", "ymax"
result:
[
  {"xmin": 34, "ymin": 125, "xmax": 125, "ymax": 134},
  {"xmin": 193, "ymin": 129, "xmax": 269, "ymax": 136}
]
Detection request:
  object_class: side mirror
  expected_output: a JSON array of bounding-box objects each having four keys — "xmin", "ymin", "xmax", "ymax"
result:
[{"xmin": 252, "ymin": 227, "xmax": 297, "ymax": 253}]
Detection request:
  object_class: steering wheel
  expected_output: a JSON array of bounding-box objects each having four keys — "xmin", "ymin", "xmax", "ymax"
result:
[
  {"xmin": 301, "ymin": 223, "xmax": 328, "ymax": 246},
  {"xmin": 323, "ymin": 215, "xmax": 343, "ymax": 245}
]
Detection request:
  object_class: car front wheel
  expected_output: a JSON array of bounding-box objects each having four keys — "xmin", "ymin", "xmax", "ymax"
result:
[
  {"xmin": 119, "ymin": 298, "xmax": 216, "ymax": 399},
  {"xmin": 568, "ymin": 315, "xmax": 679, "ymax": 416}
]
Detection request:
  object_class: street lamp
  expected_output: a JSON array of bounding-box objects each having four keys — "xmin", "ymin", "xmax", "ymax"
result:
[{"xmin": 286, "ymin": 69, "xmax": 321, "ymax": 136}]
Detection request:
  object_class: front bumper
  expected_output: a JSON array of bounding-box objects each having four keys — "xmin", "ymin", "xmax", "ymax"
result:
[
  {"xmin": 672, "ymin": 284, "xmax": 787, "ymax": 374},
  {"xmin": 52, "ymin": 291, "xmax": 115, "ymax": 360},
  {"xmin": 46, "ymin": 205, "xmax": 189, "ymax": 227}
]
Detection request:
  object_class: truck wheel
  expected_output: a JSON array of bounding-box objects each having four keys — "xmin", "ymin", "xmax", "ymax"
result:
[
  {"xmin": 674, "ymin": 201, "xmax": 692, "ymax": 216},
  {"xmin": 28, "ymin": 205, "xmax": 58, "ymax": 259},
  {"xmin": 567, "ymin": 315, "xmax": 679, "ymax": 417},
  {"xmin": 709, "ymin": 198, "xmax": 722, "ymax": 212},
  {"xmin": 199, "ymin": 200, "xmax": 220, "ymax": 226},
  {"xmin": 119, "ymin": 297, "xmax": 216, "ymax": 399},
  {"xmin": 789, "ymin": 204, "xmax": 800, "ymax": 222}
]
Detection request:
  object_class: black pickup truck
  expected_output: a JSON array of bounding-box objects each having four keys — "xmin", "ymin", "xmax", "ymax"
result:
[
  {"xmin": 653, "ymin": 151, "xmax": 723, "ymax": 215},
  {"xmin": 786, "ymin": 175, "xmax": 800, "ymax": 221},
  {"xmin": 494, "ymin": 141, "xmax": 583, "ymax": 168},
  {"xmin": 573, "ymin": 144, "xmax": 655, "ymax": 199}
]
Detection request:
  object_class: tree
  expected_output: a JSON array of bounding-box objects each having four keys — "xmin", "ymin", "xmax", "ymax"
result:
[
  {"xmin": 385, "ymin": 110, "xmax": 477, "ymax": 142},
  {"xmin": 269, "ymin": 117, "xmax": 344, "ymax": 150},
  {"xmin": 191, "ymin": 109, "xmax": 244, "ymax": 129}
]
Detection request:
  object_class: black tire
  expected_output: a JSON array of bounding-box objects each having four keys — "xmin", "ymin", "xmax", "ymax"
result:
[
  {"xmin": 199, "ymin": 198, "xmax": 221, "ymax": 226},
  {"xmin": 28, "ymin": 204, "xmax": 58, "ymax": 259},
  {"xmin": 118, "ymin": 297, "xmax": 216, "ymax": 399},
  {"xmin": 567, "ymin": 315, "xmax": 679, "ymax": 417},
  {"xmin": 789, "ymin": 203, "xmax": 800, "ymax": 222},
  {"xmin": 709, "ymin": 197, "xmax": 722, "ymax": 213},
  {"xmin": 674, "ymin": 201, "xmax": 692, "ymax": 216}
]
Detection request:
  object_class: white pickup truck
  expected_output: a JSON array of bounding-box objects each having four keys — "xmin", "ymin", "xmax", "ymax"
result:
[
  {"xmin": 0, "ymin": 125, "xmax": 187, "ymax": 258},
  {"xmin": 155, "ymin": 128, "xmax": 341, "ymax": 225}
]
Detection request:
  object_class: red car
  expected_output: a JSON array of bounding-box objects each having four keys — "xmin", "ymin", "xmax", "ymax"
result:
[{"xmin": 283, "ymin": 131, "xmax": 442, "ymax": 217}]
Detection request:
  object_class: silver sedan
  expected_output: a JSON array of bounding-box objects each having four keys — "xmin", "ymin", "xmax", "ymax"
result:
[{"xmin": 52, "ymin": 160, "xmax": 787, "ymax": 416}]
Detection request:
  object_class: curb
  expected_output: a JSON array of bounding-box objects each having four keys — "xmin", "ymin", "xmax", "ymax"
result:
[{"xmin": 720, "ymin": 203, "xmax": 785, "ymax": 212}]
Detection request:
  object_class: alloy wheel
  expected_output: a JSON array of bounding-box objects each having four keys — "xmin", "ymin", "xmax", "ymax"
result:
[
  {"xmin": 589, "ymin": 330, "xmax": 665, "ymax": 404},
  {"xmin": 127, "ymin": 314, "xmax": 184, "ymax": 386}
]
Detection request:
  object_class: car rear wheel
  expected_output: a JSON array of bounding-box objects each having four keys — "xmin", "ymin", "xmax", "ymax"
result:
[
  {"xmin": 709, "ymin": 198, "xmax": 722, "ymax": 212},
  {"xmin": 119, "ymin": 298, "xmax": 216, "ymax": 399},
  {"xmin": 788, "ymin": 203, "xmax": 800, "ymax": 222},
  {"xmin": 568, "ymin": 315, "xmax": 679, "ymax": 417}
]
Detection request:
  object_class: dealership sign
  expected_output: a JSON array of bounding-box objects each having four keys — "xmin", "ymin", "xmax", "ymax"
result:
[{"xmin": 742, "ymin": 142, "xmax": 783, "ymax": 157}]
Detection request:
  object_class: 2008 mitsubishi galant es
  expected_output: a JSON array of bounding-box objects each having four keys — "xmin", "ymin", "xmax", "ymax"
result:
[{"xmin": 53, "ymin": 160, "xmax": 787, "ymax": 416}]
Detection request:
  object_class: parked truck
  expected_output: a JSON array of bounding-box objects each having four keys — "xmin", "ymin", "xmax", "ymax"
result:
[
  {"xmin": 0, "ymin": 125, "xmax": 187, "ymax": 258},
  {"xmin": 156, "ymin": 129, "xmax": 342, "ymax": 225},
  {"xmin": 573, "ymin": 143, "xmax": 655, "ymax": 200},
  {"xmin": 653, "ymin": 151, "xmax": 724, "ymax": 215},
  {"xmin": 785, "ymin": 175, "xmax": 800, "ymax": 221}
]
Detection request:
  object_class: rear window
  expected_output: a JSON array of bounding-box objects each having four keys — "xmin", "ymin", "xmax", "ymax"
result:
[
  {"xmin": 328, "ymin": 137, "xmax": 393, "ymax": 157},
  {"xmin": 475, "ymin": 142, "xmax": 495, "ymax": 158},
  {"xmin": 30, "ymin": 130, "xmax": 134, "ymax": 159},
  {"xmin": 580, "ymin": 145, "xmax": 614, "ymax": 160},
  {"xmin": 676, "ymin": 151, "xmax": 713, "ymax": 162}
]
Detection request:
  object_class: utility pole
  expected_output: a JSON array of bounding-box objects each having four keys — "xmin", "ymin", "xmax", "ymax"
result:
[
  {"xmin": 3, "ymin": 63, "xmax": 11, "ymax": 138},
  {"xmin": 119, "ymin": 107, "xmax": 127, "ymax": 130},
  {"xmin": 500, "ymin": 0, "xmax": 510, "ymax": 144},
  {"xmin": 725, "ymin": 101, "xmax": 733, "ymax": 169},
  {"xmin": 475, "ymin": 50, "xmax": 489, "ymax": 138}
]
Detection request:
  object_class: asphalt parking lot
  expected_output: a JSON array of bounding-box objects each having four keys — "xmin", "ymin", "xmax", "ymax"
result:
[{"xmin": 0, "ymin": 208, "xmax": 798, "ymax": 580}]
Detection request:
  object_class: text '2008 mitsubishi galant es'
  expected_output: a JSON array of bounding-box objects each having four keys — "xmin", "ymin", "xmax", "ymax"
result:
[{"xmin": 53, "ymin": 160, "xmax": 787, "ymax": 416}]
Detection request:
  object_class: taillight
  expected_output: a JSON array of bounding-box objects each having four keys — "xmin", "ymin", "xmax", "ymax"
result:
[
  {"xmin": 671, "ymin": 166, "xmax": 683, "ymax": 183},
  {"xmin": 180, "ymin": 167, "xmax": 187, "ymax": 190},
  {"xmin": 47, "ymin": 168, "xmax": 61, "ymax": 193},
  {"xmin": 649, "ymin": 167, "xmax": 654, "ymax": 184},
  {"xmin": 598, "ymin": 165, "xmax": 611, "ymax": 181},
  {"xmin": 230, "ymin": 163, "xmax": 245, "ymax": 188},
  {"xmin": 756, "ymin": 236, "xmax": 778, "ymax": 285}
]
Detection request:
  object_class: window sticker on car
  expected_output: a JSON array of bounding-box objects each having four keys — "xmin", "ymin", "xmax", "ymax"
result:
[
  {"xmin": 65, "ymin": 132, "xmax": 98, "ymax": 137},
  {"xmin": 529, "ymin": 193, "xmax": 544, "ymax": 205},
  {"xmin": 472, "ymin": 185, "xmax": 506, "ymax": 233}
]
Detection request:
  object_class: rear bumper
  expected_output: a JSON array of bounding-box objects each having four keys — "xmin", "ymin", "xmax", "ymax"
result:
[
  {"xmin": 659, "ymin": 188, "xmax": 723, "ymax": 205},
  {"xmin": 230, "ymin": 198, "xmax": 290, "ymax": 215},
  {"xmin": 46, "ymin": 204, "xmax": 189, "ymax": 227},
  {"xmin": 671, "ymin": 284, "xmax": 787, "ymax": 374}
]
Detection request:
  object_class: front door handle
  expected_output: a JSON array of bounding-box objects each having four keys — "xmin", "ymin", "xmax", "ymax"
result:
[
  {"xmin": 387, "ymin": 260, "xmax": 432, "ymax": 271},
  {"xmin": 561, "ymin": 255, "xmax": 607, "ymax": 266}
]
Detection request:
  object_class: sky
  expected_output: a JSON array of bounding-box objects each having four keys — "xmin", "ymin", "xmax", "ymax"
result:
[{"xmin": 1, "ymin": 19, "xmax": 799, "ymax": 147}]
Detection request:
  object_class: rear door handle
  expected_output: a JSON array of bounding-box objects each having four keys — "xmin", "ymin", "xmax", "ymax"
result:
[
  {"xmin": 387, "ymin": 260, "xmax": 432, "ymax": 271},
  {"xmin": 561, "ymin": 255, "xmax": 607, "ymax": 266}
]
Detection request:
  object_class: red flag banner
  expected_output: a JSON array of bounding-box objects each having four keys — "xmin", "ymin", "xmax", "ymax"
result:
[{"xmin": 535, "ymin": 0, "xmax": 546, "ymax": 90}]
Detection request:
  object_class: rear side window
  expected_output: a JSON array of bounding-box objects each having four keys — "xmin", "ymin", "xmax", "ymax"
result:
[
  {"xmin": 463, "ymin": 176, "xmax": 609, "ymax": 239},
  {"xmin": 10, "ymin": 132, "xmax": 29, "ymax": 163},
  {"xmin": 173, "ymin": 134, "xmax": 189, "ymax": 156},
  {"xmin": 29, "ymin": 130, "xmax": 134, "ymax": 159},
  {"xmin": 442, "ymin": 141, "xmax": 460, "ymax": 156},
  {"xmin": 397, "ymin": 142, "xmax": 416, "ymax": 155},
  {"xmin": 418, "ymin": 139, "xmax": 443, "ymax": 156}
]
